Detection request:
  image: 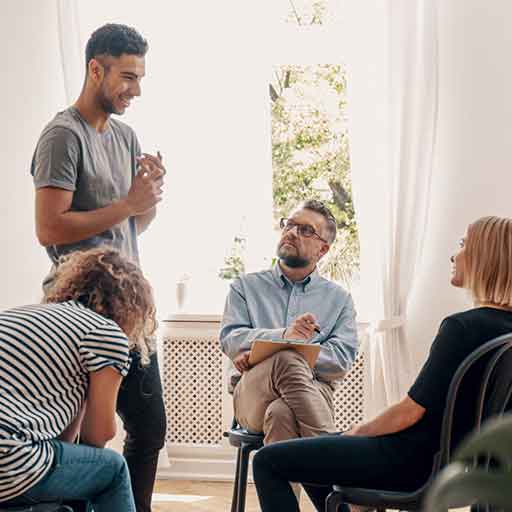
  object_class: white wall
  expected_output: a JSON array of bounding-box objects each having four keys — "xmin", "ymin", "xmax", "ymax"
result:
[
  {"xmin": 1, "ymin": 1, "xmax": 67, "ymax": 309},
  {"xmin": 407, "ymin": 0, "xmax": 512, "ymax": 370}
]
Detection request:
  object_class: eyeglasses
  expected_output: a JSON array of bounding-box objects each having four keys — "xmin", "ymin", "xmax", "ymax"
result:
[{"xmin": 279, "ymin": 218, "xmax": 328, "ymax": 244}]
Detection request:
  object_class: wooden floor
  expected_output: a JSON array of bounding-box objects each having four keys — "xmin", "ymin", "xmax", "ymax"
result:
[
  {"xmin": 152, "ymin": 479, "xmax": 317, "ymax": 512},
  {"xmin": 152, "ymin": 480, "xmax": 470, "ymax": 512}
]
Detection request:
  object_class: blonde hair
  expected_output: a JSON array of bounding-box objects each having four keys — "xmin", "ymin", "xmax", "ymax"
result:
[
  {"xmin": 45, "ymin": 247, "xmax": 157, "ymax": 364},
  {"xmin": 464, "ymin": 216, "xmax": 512, "ymax": 307}
]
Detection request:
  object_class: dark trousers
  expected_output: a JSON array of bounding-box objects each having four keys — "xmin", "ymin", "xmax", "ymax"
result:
[
  {"xmin": 252, "ymin": 434, "xmax": 432, "ymax": 512},
  {"xmin": 116, "ymin": 351, "xmax": 167, "ymax": 512}
]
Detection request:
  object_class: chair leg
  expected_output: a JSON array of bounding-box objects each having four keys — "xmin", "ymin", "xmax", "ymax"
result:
[
  {"xmin": 325, "ymin": 490, "xmax": 345, "ymax": 512},
  {"xmin": 235, "ymin": 443, "xmax": 253, "ymax": 512},
  {"xmin": 231, "ymin": 447, "xmax": 244, "ymax": 512}
]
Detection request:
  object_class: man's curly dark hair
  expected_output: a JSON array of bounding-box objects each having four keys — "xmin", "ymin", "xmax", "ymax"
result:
[{"xmin": 85, "ymin": 23, "xmax": 148, "ymax": 67}]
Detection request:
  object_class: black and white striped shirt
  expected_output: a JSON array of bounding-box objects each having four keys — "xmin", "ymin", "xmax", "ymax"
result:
[{"xmin": 0, "ymin": 300, "xmax": 130, "ymax": 502}]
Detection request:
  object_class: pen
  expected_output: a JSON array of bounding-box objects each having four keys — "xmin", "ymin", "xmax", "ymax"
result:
[{"xmin": 305, "ymin": 318, "xmax": 321, "ymax": 335}]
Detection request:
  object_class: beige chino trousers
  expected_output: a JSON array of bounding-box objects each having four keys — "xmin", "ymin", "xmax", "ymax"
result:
[{"xmin": 233, "ymin": 349, "xmax": 336, "ymax": 445}]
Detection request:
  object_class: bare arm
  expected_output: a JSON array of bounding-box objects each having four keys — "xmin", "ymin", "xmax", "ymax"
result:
[
  {"xmin": 348, "ymin": 396, "xmax": 425, "ymax": 437},
  {"xmin": 57, "ymin": 401, "xmax": 87, "ymax": 443},
  {"xmin": 135, "ymin": 207, "xmax": 157, "ymax": 235},
  {"xmin": 36, "ymin": 188, "xmax": 132, "ymax": 246},
  {"xmin": 35, "ymin": 167, "xmax": 163, "ymax": 247},
  {"xmin": 80, "ymin": 367, "xmax": 123, "ymax": 448}
]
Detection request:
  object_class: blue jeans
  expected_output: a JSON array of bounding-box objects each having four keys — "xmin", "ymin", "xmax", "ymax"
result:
[{"xmin": 4, "ymin": 441, "xmax": 135, "ymax": 512}]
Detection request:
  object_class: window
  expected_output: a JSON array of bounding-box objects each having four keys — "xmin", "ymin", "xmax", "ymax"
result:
[{"xmin": 267, "ymin": 1, "xmax": 359, "ymax": 287}]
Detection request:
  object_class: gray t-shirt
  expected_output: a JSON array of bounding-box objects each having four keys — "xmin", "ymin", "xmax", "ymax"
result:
[{"xmin": 31, "ymin": 107, "xmax": 141, "ymax": 280}]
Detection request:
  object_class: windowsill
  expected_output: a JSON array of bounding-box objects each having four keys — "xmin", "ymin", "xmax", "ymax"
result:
[{"xmin": 162, "ymin": 313, "xmax": 223, "ymax": 323}]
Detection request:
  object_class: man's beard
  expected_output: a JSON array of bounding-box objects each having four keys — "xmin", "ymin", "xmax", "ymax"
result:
[
  {"xmin": 278, "ymin": 246, "xmax": 310, "ymax": 268},
  {"xmin": 98, "ymin": 88, "xmax": 119, "ymax": 115}
]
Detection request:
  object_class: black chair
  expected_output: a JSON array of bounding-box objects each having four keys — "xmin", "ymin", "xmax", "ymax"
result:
[
  {"xmin": 0, "ymin": 504, "xmax": 74, "ymax": 511},
  {"xmin": 0, "ymin": 499, "xmax": 86, "ymax": 511},
  {"xmin": 325, "ymin": 332, "xmax": 512, "ymax": 512},
  {"xmin": 223, "ymin": 417, "xmax": 264, "ymax": 512}
]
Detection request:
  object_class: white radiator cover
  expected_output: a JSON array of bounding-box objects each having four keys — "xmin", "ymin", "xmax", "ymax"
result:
[{"xmin": 159, "ymin": 314, "xmax": 368, "ymax": 481}]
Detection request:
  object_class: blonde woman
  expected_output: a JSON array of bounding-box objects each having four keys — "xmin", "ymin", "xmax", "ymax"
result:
[
  {"xmin": 0, "ymin": 247, "xmax": 156, "ymax": 511},
  {"xmin": 253, "ymin": 216, "xmax": 512, "ymax": 512}
]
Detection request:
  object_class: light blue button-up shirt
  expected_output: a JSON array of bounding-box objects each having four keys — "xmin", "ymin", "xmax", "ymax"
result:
[{"xmin": 220, "ymin": 263, "xmax": 359, "ymax": 388}]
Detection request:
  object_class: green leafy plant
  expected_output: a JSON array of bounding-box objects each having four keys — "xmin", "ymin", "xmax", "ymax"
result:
[
  {"xmin": 285, "ymin": 0, "xmax": 330, "ymax": 26},
  {"xmin": 218, "ymin": 235, "xmax": 247, "ymax": 280},
  {"xmin": 424, "ymin": 414, "xmax": 512, "ymax": 511}
]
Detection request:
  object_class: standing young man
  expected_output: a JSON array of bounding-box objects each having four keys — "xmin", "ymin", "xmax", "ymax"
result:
[{"xmin": 31, "ymin": 24, "xmax": 166, "ymax": 512}]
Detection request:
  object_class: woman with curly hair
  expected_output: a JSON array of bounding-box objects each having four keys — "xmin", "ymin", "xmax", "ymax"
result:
[
  {"xmin": 253, "ymin": 216, "xmax": 512, "ymax": 512},
  {"xmin": 0, "ymin": 247, "xmax": 157, "ymax": 511}
]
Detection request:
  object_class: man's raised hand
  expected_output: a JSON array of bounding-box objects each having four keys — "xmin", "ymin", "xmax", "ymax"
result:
[
  {"xmin": 124, "ymin": 153, "xmax": 167, "ymax": 215},
  {"xmin": 140, "ymin": 152, "xmax": 166, "ymax": 177}
]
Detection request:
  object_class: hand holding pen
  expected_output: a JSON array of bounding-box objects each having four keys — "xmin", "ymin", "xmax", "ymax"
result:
[{"xmin": 284, "ymin": 313, "xmax": 321, "ymax": 341}]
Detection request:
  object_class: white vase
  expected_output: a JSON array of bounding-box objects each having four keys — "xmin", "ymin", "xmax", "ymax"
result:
[{"xmin": 176, "ymin": 281, "xmax": 188, "ymax": 311}]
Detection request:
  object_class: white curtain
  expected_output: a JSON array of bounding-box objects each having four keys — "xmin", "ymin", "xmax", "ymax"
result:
[
  {"xmin": 346, "ymin": 0, "xmax": 439, "ymax": 417},
  {"xmin": 56, "ymin": 0, "xmax": 83, "ymax": 104}
]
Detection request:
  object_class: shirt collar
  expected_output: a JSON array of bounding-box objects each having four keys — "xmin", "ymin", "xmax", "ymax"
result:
[{"xmin": 272, "ymin": 261, "xmax": 320, "ymax": 291}]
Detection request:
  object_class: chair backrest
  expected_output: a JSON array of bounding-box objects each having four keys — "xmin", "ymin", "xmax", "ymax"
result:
[
  {"xmin": 437, "ymin": 333, "xmax": 512, "ymax": 469},
  {"xmin": 477, "ymin": 343, "xmax": 512, "ymax": 425}
]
